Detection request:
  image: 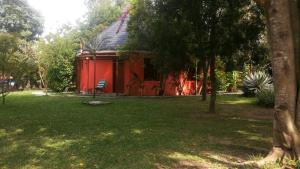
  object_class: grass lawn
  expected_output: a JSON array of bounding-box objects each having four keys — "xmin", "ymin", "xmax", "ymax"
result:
[{"xmin": 0, "ymin": 92, "xmax": 273, "ymax": 169}]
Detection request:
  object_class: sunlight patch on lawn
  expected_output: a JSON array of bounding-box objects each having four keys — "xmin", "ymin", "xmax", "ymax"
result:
[
  {"xmin": 0, "ymin": 129, "xmax": 8, "ymax": 138},
  {"xmin": 247, "ymin": 135, "xmax": 266, "ymax": 141},
  {"xmin": 166, "ymin": 151, "xmax": 242, "ymax": 168},
  {"xmin": 37, "ymin": 127, "xmax": 47, "ymax": 133},
  {"xmin": 230, "ymin": 117, "xmax": 260, "ymax": 122},
  {"xmin": 236, "ymin": 130, "xmax": 271, "ymax": 143},
  {"xmin": 98, "ymin": 131, "xmax": 115, "ymax": 140},
  {"xmin": 131, "ymin": 129, "xmax": 143, "ymax": 135},
  {"xmin": 167, "ymin": 152, "xmax": 206, "ymax": 163},
  {"xmin": 3, "ymin": 141, "xmax": 19, "ymax": 153},
  {"xmin": 20, "ymin": 163, "xmax": 42, "ymax": 169},
  {"xmin": 219, "ymin": 99, "xmax": 256, "ymax": 105},
  {"xmin": 28, "ymin": 145, "xmax": 47, "ymax": 157},
  {"xmin": 14, "ymin": 128, "xmax": 24, "ymax": 134},
  {"xmin": 42, "ymin": 137, "xmax": 77, "ymax": 149},
  {"xmin": 32, "ymin": 91, "xmax": 46, "ymax": 96},
  {"xmin": 236, "ymin": 130, "xmax": 253, "ymax": 136},
  {"xmin": 0, "ymin": 128, "xmax": 24, "ymax": 138}
]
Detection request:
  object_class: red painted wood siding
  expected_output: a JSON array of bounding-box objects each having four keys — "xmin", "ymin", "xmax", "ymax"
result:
[
  {"xmin": 77, "ymin": 54, "xmax": 209, "ymax": 96},
  {"xmin": 79, "ymin": 59, "xmax": 113, "ymax": 94}
]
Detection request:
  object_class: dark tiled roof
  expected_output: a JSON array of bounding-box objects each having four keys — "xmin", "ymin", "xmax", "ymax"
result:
[{"xmin": 85, "ymin": 11, "xmax": 129, "ymax": 51}]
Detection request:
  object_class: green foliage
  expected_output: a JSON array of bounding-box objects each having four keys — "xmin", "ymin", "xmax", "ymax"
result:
[
  {"xmin": 125, "ymin": 0, "xmax": 192, "ymax": 95},
  {"xmin": 297, "ymin": 161, "xmax": 300, "ymax": 169},
  {"xmin": 216, "ymin": 69, "xmax": 227, "ymax": 91},
  {"xmin": 216, "ymin": 70, "xmax": 240, "ymax": 92},
  {"xmin": 0, "ymin": 0, "xmax": 43, "ymax": 41},
  {"xmin": 126, "ymin": 0, "xmax": 193, "ymax": 75},
  {"xmin": 10, "ymin": 40, "xmax": 41, "ymax": 89},
  {"xmin": 0, "ymin": 32, "xmax": 19, "ymax": 104},
  {"xmin": 226, "ymin": 71, "xmax": 239, "ymax": 92},
  {"xmin": 0, "ymin": 34, "xmax": 42, "ymax": 90},
  {"xmin": 215, "ymin": 58, "xmax": 239, "ymax": 92},
  {"xmin": 284, "ymin": 159, "xmax": 300, "ymax": 169},
  {"xmin": 256, "ymin": 89, "xmax": 274, "ymax": 108},
  {"xmin": 86, "ymin": 0, "xmax": 124, "ymax": 27},
  {"xmin": 38, "ymin": 28, "xmax": 80, "ymax": 92},
  {"xmin": 243, "ymin": 71, "xmax": 273, "ymax": 97},
  {"xmin": 0, "ymin": 0, "xmax": 43, "ymax": 91},
  {"xmin": 0, "ymin": 33, "xmax": 18, "ymax": 68}
]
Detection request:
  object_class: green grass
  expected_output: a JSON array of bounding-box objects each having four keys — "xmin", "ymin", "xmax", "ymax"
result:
[{"xmin": 0, "ymin": 92, "xmax": 273, "ymax": 169}]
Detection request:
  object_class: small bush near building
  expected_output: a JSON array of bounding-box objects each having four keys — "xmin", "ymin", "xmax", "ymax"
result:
[
  {"xmin": 216, "ymin": 70, "xmax": 227, "ymax": 91},
  {"xmin": 216, "ymin": 70, "xmax": 240, "ymax": 92},
  {"xmin": 256, "ymin": 89, "xmax": 274, "ymax": 108}
]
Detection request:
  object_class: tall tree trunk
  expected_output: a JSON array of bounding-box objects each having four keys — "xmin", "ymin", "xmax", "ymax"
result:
[
  {"xmin": 291, "ymin": 0, "xmax": 300, "ymax": 130},
  {"xmin": 209, "ymin": 55, "xmax": 217, "ymax": 114},
  {"xmin": 195, "ymin": 61, "xmax": 198, "ymax": 95},
  {"xmin": 159, "ymin": 74, "xmax": 166, "ymax": 96},
  {"xmin": 201, "ymin": 57, "xmax": 208, "ymax": 101},
  {"xmin": 254, "ymin": 0, "xmax": 300, "ymax": 165},
  {"xmin": 207, "ymin": 2, "xmax": 217, "ymax": 112}
]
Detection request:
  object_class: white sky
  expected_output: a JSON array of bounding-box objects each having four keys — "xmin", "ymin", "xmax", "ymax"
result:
[{"xmin": 28, "ymin": 0, "xmax": 88, "ymax": 35}]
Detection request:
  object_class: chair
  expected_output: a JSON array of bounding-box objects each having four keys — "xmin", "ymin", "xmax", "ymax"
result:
[{"xmin": 96, "ymin": 80, "xmax": 106, "ymax": 93}]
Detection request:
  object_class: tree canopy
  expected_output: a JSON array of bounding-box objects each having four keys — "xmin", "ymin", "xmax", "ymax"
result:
[
  {"xmin": 126, "ymin": 0, "xmax": 266, "ymax": 102},
  {"xmin": 0, "ymin": 0, "xmax": 43, "ymax": 41}
]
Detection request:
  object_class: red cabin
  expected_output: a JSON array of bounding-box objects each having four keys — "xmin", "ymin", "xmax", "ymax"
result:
[{"xmin": 76, "ymin": 11, "xmax": 208, "ymax": 96}]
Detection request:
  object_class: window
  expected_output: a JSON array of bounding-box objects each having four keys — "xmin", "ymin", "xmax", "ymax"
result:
[{"xmin": 144, "ymin": 59, "xmax": 160, "ymax": 81}]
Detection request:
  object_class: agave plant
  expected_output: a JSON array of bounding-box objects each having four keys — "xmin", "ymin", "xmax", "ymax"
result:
[{"xmin": 243, "ymin": 71, "xmax": 273, "ymax": 97}]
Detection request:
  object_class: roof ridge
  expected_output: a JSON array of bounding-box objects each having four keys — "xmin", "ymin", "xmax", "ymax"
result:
[{"xmin": 116, "ymin": 5, "xmax": 131, "ymax": 34}]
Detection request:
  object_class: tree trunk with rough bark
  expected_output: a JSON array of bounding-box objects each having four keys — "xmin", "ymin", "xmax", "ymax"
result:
[
  {"xmin": 209, "ymin": 55, "xmax": 217, "ymax": 114},
  {"xmin": 207, "ymin": 3, "xmax": 218, "ymax": 113},
  {"xmin": 291, "ymin": 0, "xmax": 300, "ymax": 130},
  {"xmin": 201, "ymin": 57, "xmax": 208, "ymax": 101},
  {"xmin": 252, "ymin": 0, "xmax": 300, "ymax": 165},
  {"xmin": 158, "ymin": 74, "xmax": 167, "ymax": 96}
]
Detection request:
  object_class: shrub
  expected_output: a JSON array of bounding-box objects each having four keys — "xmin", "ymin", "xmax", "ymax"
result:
[
  {"xmin": 256, "ymin": 89, "xmax": 274, "ymax": 108},
  {"xmin": 216, "ymin": 70, "xmax": 241, "ymax": 92},
  {"xmin": 48, "ymin": 64, "xmax": 74, "ymax": 92},
  {"xmin": 40, "ymin": 29, "xmax": 78, "ymax": 93},
  {"xmin": 216, "ymin": 70, "xmax": 227, "ymax": 91},
  {"xmin": 226, "ymin": 71, "xmax": 239, "ymax": 92},
  {"xmin": 243, "ymin": 71, "xmax": 272, "ymax": 97}
]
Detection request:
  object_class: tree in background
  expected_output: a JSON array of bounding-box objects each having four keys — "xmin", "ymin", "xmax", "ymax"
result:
[
  {"xmin": 0, "ymin": 0, "xmax": 43, "ymax": 41},
  {"xmin": 0, "ymin": 0, "xmax": 43, "ymax": 91},
  {"xmin": 126, "ymin": 0, "xmax": 191, "ymax": 96},
  {"xmin": 10, "ymin": 40, "xmax": 40, "ymax": 89},
  {"xmin": 38, "ymin": 27, "xmax": 80, "ymax": 92},
  {"xmin": 126, "ymin": 0, "xmax": 265, "ymax": 104},
  {"xmin": 0, "ymin": 33, "xmax": 18, "ymax": 104},
  {"xmin": 35, "ymin": 39, "xmax": 51, "ymax": 94},
  {"xmin": 207, "ymin": 0, "xmax": 265, "ymax": 113}
]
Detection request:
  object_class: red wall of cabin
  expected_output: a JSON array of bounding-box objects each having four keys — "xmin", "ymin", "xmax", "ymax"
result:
[
  {"xmin": 79, "ymin": 59, "xmax": 113, "ymax": 94},
  {"xmin": 78, "ymin": 54, "xmax": 208, "ymax": 96}
]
